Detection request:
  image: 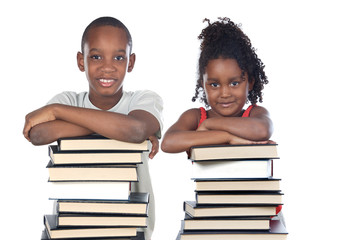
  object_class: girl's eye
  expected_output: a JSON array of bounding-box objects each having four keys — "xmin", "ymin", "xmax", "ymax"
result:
[
  {"xmin": 230, "ymin": 81, "xmax": 240, "ymax": 87},
  {"xmin": 210, "ymin": 83, "xmax": 219, "ymax": 88}
]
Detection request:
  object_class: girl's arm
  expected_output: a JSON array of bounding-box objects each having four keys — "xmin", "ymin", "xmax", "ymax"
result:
[
  {"xmin": 199, "ymin": 106, "xmax": 273, "ymax": 141},
  {"xmin": 24, "ymin": 104, "xmax": 160, "ymax": 144},
  {"xmin": 161, "ymin": 109, "xmax": 262, "ymax": 153}
]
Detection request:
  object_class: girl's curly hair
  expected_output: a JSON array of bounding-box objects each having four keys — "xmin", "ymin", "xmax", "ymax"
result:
[{"xmin": 192, "ymin": 17, "xmax": 268, "ymax": 106}]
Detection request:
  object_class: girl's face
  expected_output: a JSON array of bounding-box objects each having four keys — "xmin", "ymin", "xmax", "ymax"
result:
[{"xmin": 203, "ymin": 58, "xmax": 253, "ymax": 117}]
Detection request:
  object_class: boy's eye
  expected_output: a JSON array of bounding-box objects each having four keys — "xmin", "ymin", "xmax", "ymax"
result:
[
  {"xmin": 90, "ymin": 55, "xmax": 102, "ymax": 60},
  {"xmin": 115, "ymin": 55, "xmax": 125, "ymax": 61}
]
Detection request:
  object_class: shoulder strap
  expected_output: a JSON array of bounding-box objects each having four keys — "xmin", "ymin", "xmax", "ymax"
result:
[
  {"xmin": 242, "ymin": 105, "xmax": 255, "ymax": 117},
  {"xmin": 198, "ymin": 107, "xmax": 207, "ymax": 127}
]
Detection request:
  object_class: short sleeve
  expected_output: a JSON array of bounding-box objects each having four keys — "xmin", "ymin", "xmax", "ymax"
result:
[
  {"xmin": 46, "ymin": 91, "xmax": 79, "ymax": 106},
  {"xmin": 129, "ymin": 90, "xmax": 164, "ymax": 138}
]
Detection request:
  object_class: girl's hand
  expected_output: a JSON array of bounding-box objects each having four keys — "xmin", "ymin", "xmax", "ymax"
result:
[
  {"xmin": 148, "ymin": 135, "xmax": 159, "ymax": 159},
  {"xmin": 228, "ymin": 134, "xmax": 272, "ymax": 145},
  {"xmin": 23, "ymin": 105, "xmax": 56, "ymax": 141}
]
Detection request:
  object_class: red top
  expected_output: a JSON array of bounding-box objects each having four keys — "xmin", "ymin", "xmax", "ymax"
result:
[
  {"xmin": 197, "ymin": 105, "xmax": 281, "ymax": 215},
  {"xmin": 198, "ymin": 105, "xmax": 255, "ymax": 127}
]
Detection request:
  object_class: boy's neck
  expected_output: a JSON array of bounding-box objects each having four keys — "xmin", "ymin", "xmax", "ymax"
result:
[{"xmin": 88, "ymin": 89, "xmax": 123, "ymax": 110}]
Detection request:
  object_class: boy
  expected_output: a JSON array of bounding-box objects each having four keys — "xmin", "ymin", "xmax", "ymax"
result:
[{"xmin": 23, "ymin": 17, "xmax": 163, "ymax": 240}]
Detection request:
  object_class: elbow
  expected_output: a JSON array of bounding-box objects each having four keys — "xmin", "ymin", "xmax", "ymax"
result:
[
  {"xmin": 255, "ymin": 122, "xmax": 273, "ymax": 141},
  {"xmin": 29, "ymin": 126, "xmax": 48, "ymax": 146},
  {"xmin": 160, "ymin": 136, "xmax": 177, "ymax": 153},
  {"xmin": 125, "ymin": 121, "xmax": 149, "ymax": 143}
]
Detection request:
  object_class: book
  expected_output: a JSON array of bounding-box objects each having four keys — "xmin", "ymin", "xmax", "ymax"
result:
[
  {"xmin": 41, "ymin": 229, "xmax": 145, "ymax": 239},
  {"xmin": 57, "ymin": 214, "xmax": 147, "ymax": 227},
  {"xmin": 177, "ymin": 219, "xmax": 287, "ymax": 240},
  {"xmin": 48, "ymin": 181, "xmax": 131, "ymax": 200},
  {"xmin": 191, "ymin": 160, "xmax": 272, "ymax": 179},
  {"xmin": 182, "ymin": 215, "xmax": 270, "ymax": 231},
  {"xmin": 57, "ymin": 192, "xmax": 149, "ymax": 215},
  {"xmin": 44, "ymin": 215, "xmax": 137, "ymax": 239},
  {"xmin": 47, "ymin": 161, "xmax": 138, "ymax": 182},
  {"xmin": 49, "ymin": 145, "xmax": 145, "ymax": 165},
  {"xmin": 194, "ymin": 178, "xmax": 281, "ymax": 191},
  {"xmin": 184, "ymin": 201, "xmax": 277, "ymax": 218},
  {"xmin": 58, "ymin": 135, "xmax": 150, "ymax": 151},
  {"xmin": 195, "ymin": 191, "xmax": 283, "ymax": 205},
  {"xmin": 190, "ymin": 144, "xmax": 278, "ymax": 161}
]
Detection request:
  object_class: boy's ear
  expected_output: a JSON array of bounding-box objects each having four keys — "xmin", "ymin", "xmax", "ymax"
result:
[
  {"xmin": 127, "ymin": 53, "xmax": 136, "ymax": 72},
  {"xmin": 77, "ymin": 52, "xmax": 85, "ymax": 72}
]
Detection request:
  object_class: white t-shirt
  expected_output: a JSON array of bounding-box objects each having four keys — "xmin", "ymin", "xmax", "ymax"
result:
[{"xmin": 47, "ymin": 90, "xmax": 163, "ymax": 138}]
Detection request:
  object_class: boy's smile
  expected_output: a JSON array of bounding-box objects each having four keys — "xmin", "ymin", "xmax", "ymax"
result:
[
  {"xmin": 77, "ymin": 26, "xmax": 135, "ymax": 110},
  {"xmin": 203, "ymin": 58, "xmax": 253, "ymax": 118}
]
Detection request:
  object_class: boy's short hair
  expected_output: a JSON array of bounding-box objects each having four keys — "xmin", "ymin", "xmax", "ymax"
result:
[{"xmin": 81, "ymin": 16, "xmax": 133, "ymax": 54}]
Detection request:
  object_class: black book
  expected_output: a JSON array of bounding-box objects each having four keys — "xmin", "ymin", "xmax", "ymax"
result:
[
  {"xmin": 189, "ymin": 144, "xmax": 279, "ymax": 161},
  {"xmin": 58, "ymin": 135, "xmax": 150, "ymax": 151},
  {"xmin": 49, "ymin": 145, "xmax": 145, "ymax": 165},
  {"xmin": 44, "ymin": 215, "xmax": 138, "ymax": 239},
  {"xmin": 193, "ymin": 178, "xmax": 281, "ymax": 192},
  {"xmin": 41, "ymin": 229, "xmax": 145, "ymax": 239},
  {"xmin": 195, "ymin": 191, "xmax": 283, "ymax": 205},
  {"xmin": 56, "ymin": 192, "xmax": 149, "ymax": 215},
  {"xmin": 184, "ymin": 201, "xmax": 278, "ymax": 218},
  {"xmin": 177, "ymin": 219, "xmax": 287, "ymax": 240}
]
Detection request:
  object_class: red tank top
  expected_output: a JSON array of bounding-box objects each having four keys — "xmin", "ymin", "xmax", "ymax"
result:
[{"xmin": 198, "ymin": 105, "xmax": 255, "ymax": 127}]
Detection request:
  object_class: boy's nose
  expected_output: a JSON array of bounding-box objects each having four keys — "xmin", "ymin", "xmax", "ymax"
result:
[{"xmin": 101, "ymin": 60, "xmax": 117, "ymax": 73}]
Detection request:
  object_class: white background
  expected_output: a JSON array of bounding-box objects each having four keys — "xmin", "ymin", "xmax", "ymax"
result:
[{"xmin": 1, "ymin": 0, "xmax": 337, "ymax": 239}]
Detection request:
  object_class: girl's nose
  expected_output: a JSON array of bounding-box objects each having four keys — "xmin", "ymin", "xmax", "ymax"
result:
[{"xmin": 220, "ymin": 86, "xmax": 231, "ymax": 97}]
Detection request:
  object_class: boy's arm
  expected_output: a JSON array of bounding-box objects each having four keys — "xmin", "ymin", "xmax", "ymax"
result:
[
  {"xmin": 28, "ymin": 120, "xmax": 93, "ymax": 145},
  {"xmin": 161, "ymin": 109, "xmax": 264, "ymax": 153},
  {"xmin": 198, "ymin": 106, "xmax": 273, "ymax": 141},
  {"xmin": 24, "ymin": 104, "xmax": 160, "ymax": 144}
]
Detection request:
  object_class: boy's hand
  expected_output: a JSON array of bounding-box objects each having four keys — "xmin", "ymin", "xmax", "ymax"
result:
[
  {"xmin": 23, "ymin": 105, "xmax": 56, "ymax": 141},
  {"xmin": 148, "ymin": 135, "xmax": 159, "ymax": 159}
]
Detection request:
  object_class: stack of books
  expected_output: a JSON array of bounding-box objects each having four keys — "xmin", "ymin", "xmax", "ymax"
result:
[
  {"xmin": 41, "ymin": 135, "xmax": 150, "ymax": 240},
  {"xmin": 176, "ymin": 144, "xmax": 288, "ymax": 240}
]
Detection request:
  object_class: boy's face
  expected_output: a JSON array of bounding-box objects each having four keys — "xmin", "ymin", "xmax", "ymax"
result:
[
  {"xmin": 77, "ymin": 26, "xmax": 135, "ymax": 105},
  {"xmin": 203, "ymin": 58, "xmax": 254, "ymax": 117}
]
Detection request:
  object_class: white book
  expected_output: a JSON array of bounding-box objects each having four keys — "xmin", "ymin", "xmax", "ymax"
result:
[
  {"xmin": 192, "ymin": 160, "xmax": 272, "ymax": 179},
  {"xmin": 48, "ymin": 181, "xmax": 130, "ymax": 200}
]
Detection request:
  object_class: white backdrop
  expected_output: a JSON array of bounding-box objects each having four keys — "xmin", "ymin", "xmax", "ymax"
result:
[{"xmin": 1, "ymin": 1, "xmax": 337, "ymax": 239}]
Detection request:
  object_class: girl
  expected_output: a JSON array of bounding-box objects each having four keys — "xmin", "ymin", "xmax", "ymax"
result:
[{"xmin": 161, "ymin": 17, "xmax": 273, "ymax": 153}]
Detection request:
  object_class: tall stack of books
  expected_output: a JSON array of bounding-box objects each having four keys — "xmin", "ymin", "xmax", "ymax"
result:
[
  {"xmin": 40, "ymin": 135, "xmax": 150, "ymax": 240},
  {"xmin": 176, "ymin": 144, "xmax": 288, "ymax": 240}
]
